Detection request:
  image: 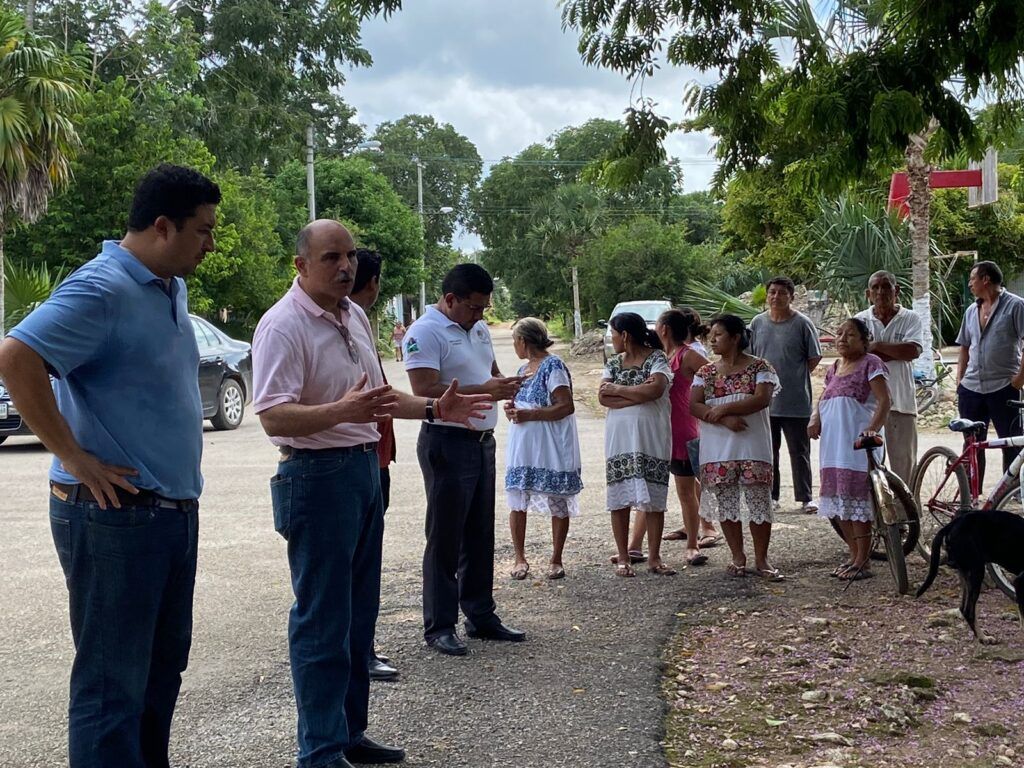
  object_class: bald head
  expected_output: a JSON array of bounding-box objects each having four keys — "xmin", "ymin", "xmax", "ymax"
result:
[
  {"xmin": 297, "ymin": 219, "xmax": 352, "ymax": 260},
  {"xmin": 294, "ymin": 219, "xmax": 358, "ymax": 310}
]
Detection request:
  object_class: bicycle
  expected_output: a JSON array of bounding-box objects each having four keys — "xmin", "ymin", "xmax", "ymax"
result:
[
  {"xmin": 911, "ymin": 402, "xmax": 1024, "ymax": 600},
  {"xmin": 830, "ymin": 435, "xmax": 919, "ymax": 595},
  {"xmin": 914, "ymin": 351, "xmax": 954, "ymax": 415}
]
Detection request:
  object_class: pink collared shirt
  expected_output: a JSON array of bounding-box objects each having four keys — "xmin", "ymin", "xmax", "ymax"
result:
[{"xmin": 252, "ymin": 277, "xmax": 384, "ymax": 449}]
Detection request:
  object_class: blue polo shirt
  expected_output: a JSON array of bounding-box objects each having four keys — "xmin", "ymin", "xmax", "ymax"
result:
[{"xmin": 9, "ymin": 241, "xmax": 203, "ymax": 499}]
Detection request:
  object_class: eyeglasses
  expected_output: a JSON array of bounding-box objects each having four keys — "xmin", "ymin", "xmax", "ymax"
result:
[
  {"xmin": 336, "ymin": 323, "xmax": 360, "ymax": 363},
  {"xmin": 457, "ymin": 297, "xmax": 491, "ymax": 313}
]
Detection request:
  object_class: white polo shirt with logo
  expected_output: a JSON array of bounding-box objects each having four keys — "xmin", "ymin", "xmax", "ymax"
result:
[{"xmin": 404, "ymin": 305, "xmax": 497, "ymax": 430}]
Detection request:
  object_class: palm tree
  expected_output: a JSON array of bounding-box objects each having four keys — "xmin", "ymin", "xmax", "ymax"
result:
[
  {"xmin": 529, "ymin": 183, "xmax": 606, "ymax": 339},
  {"xmin": 0, "ymin": 9, "xmax": 83, "ymax": 336}
]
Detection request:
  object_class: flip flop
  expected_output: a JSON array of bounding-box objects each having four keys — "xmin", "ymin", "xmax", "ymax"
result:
[
  {"xmin": 547, "ymin": 565, "xmax": 566, "ymax": 580},
  {"xmin": 830, "ymin": 563, "xmax": 853, "ymax": 577},
  {"xmin": 615, "ymin": 563, "xmax": 636, "ymax": 578},
  {"xmin": 839, "ymin": 568, "xmax": 873, "ymax": 581},
  {"xmin": 648, "ymin": 563, "xmax": 678, "ymax": 576},
  {"xmin": 726, "ymin": 562, "xmax": 747, "ymax": 578},
  {"xmin": 697, "ymin": 534, "xmax": 723, "ymax": 548},
  {"xmin": 662, "ymin": 528, "xmax": 688, "ymax": 541},
  {"xmin": 609, "ymin": 550, "xmax": 648, "ymax": 565},
  {"xmin": 752, "ymin": 567, "xmax": 786, "ymax": 582},
  {"xmin": 510, "ymin": 563, "xmax": 530, "ymax": 580},
  {"xmin": 686, "ymin": 551, "xmax": 709, "ymax": 566}
]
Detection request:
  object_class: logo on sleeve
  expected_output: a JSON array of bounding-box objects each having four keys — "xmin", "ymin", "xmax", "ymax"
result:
[{"xmin": 405, "ymin": 337, "xmax": 420, "ymax": 354}]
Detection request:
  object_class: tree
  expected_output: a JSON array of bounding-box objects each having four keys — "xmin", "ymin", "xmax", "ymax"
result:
[
  {"xmin": 271, "ymin": 157, "xmax": 424, "ymax": 301},
  {"xmin": 529, "ymin": 183, "xmax": 607, "ymax": 338},
  {"xmin": 562, "ymin": 0, "xmax": 1024, "ymax": 367},
  {"xmin": 0, "ymin": 8, "xmax": 84, "ymax": 335}
]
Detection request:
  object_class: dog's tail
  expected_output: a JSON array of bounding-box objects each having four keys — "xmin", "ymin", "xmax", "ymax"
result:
[{"xmin": 915, "ymin": 522, "xmax": 952, "ymax": 598}]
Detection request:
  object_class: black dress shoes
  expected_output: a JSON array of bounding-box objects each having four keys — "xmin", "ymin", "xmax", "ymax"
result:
[
  {"xmin": 427, "ymin": 630, "xmax": 468, "ymax": 656},
  {"xmin": 464, "ymin": 620, "xmax": 527, "ymax": 643},
  {"xmin": 345, "ymin": 735, "xmax": 406, "ymax": 764},
  {"xmin": 368, "ymin": 655, "xmax": 399, "ymax": 681}
]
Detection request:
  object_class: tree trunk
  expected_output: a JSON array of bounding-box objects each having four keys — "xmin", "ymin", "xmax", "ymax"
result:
[
  {"xmin": 571, "ymin": 262, "xmax": 582, "ymax": 340},
  {"xmin": 25, "ymin": 0, "xmax": 35, "ymax": 31},
  {"xmin": 906, "ymin": 120, "xmax": 937, "ymax": 376}
]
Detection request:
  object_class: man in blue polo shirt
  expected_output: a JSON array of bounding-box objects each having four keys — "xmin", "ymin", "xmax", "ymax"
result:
[{"xmin": 0, "ymin": 164, "xmax": 220, "ymax": 768}]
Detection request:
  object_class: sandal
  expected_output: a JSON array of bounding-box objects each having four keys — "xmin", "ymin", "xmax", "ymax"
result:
[
  {"xmin": 697, "ymin": 533, "xmax": 723, "ymax": 548},
  {"xmin": 726, "ymin": 562, "xmax": 747, "ymax": 578},
  {"xmin": 685, "ymin": 551, "xmax": 709, "ymax": 566},
  {"xmin": 648, "ymin": 563, "xmax": 678, "ymax": 576},
  {"xmin": 752, "ymin": 567, "xmax": 786, "ymax": 582},
  {"xmin": 609, "ymin": 550, "xmax": 648, "ymax": 565},
  {"xmin": 547, "ymin": 564, "xmax": 566, "ymax": 580},
  {"xmin": 662, "ymin": 528, "xmax": 688, "ymax": 541},
  {"xmin": 615, "ymin": 563, "xmax": 636, "ymax": 578},
  {"xmin": 830, "ymin": 563, "xmax": 853, "ymax": 577},
  {"xmin": 510, "ymin": 563, "xmax": 530, "ymax": 580},
  {"xmin": 839, "ymin": 568, "xmax": 873, "ymax": 581}
]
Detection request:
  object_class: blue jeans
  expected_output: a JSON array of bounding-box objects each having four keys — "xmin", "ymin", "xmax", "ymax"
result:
[
  {"xmin": 271, "ymin": 447, "xmax": 384, "ymax": 768},
  {"xmin": 49, "ymin": 492, "xmax": 198, "ymax": 768}
]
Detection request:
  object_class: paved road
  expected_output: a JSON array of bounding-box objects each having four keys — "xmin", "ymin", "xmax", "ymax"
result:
[{"xmin": 0, "ymin": 328, "xmax": 993, "ymax": 768}]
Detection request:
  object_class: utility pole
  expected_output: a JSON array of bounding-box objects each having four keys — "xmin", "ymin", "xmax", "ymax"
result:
[
  {"xmin": 306, "ymin": 125, "xmax": 316, "ymax": 222},
  {"xmin": 414, "ymin": 156, "xmax": 426, "ymax": 313}
]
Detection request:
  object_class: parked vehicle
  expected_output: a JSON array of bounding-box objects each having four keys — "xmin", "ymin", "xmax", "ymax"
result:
[
  {"xmin": 0, "ymin": 315, "xmax": 252, "ymax": 445},
  {"xmin": 598, "ymin": 300, "xmax": 673, "ymax": 362}
]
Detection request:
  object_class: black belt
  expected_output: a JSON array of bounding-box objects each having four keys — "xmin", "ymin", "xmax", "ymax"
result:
[
  {"xmin": 50, "ymin": 481, "xmax": 198, "ymax": 511},
  {"xmin": 422, "ymin": 422, "xmax": 495, "ymax": 443},
  {"xmin": 279, "ymin": 443, "xmax": 378, "ymax": 459}
]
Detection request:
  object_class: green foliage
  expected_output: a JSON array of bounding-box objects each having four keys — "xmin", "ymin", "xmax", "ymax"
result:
[
  {"xmin": 271, "ymin": 158, "xmax": 424, "ymax": 300},
  {"xmin": 3, "ymin": 259, "xmax": 67, "ymax": 329},
  {"xmin": 679, "ymin": 277, "xmax": 759, "ymax": 323},
  {"xmin": 578, "ymin": 216, "xmax": 712, "ymax": 322}
]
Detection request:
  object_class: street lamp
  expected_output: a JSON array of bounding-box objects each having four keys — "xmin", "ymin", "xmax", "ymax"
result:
[{"xmin": 305, "ymin": 129, "xmax": 381, "ymax": 222}]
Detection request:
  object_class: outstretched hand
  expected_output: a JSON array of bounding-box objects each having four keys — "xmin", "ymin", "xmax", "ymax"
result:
[
  {"xmin": 334, "ymin": 373, "xmax": 399, "ymax": 423},
  {"xmin": 438, "ymin": 379, "xmax": 493, "ymax": 425}
]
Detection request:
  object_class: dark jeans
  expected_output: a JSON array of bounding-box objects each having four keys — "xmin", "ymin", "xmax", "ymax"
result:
[
  {"xmin": 417, "ymin": 424, "xmax": 499, "ymax": 641},
  {"xmin": 379, "ymin": 466, "xmax": 391, "ymax": 513},
  {"xmin": 271, "ymin": 446, "xmax": 384, "ymax": 768},
  {"xmin": 957, "ymin": 383, "xmax": 1023, "ymax": 485},
  {"xmin": 49, "ymin": 492, "xmax": 198, "ymax": 768},
  {"xmin": 770, "ymin": 416, "xmax": 813, "ymax": 503}
]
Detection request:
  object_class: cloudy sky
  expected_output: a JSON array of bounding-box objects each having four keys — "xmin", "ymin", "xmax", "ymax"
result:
[{"xmin": 342, "ymin": 1, "xmax": 720, "ymax": 247}]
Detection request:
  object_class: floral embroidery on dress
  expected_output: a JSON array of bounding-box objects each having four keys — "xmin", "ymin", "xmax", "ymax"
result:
[
  {"xmin": 700, "ymin": 460, "xmax": 772, "ymax": 487},
  {"xmin": 515, "ymin": 356, "xmax": 572, "ymax": 407},
  {"xmin": 820, "ymin": 356, "xmax": 886, "ymax": 404},
  {"xmin": 606, "ymin": 350, "xmax": 669, "ymax": 387},
  {"xmin": 606, "ymin": 452, "xmax": 669, "ymax": 486},
  {"xmin": 696, "ymin": 358, "xmax": 776, "ymax": 400},
  {"xmin": 506, "ymin": 466, "xmax": 583, "ymax": 495}
]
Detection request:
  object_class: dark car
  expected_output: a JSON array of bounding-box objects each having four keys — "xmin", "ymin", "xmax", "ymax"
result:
[{"xmin": 0, "ymin": 315, "xmax": 252, "ymax": 444}]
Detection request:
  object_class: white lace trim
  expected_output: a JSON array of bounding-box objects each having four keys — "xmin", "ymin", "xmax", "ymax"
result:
[
  {"xmin": 699, "ymin": 482, "xmax": 774, "ymax": 524},
  {"xmin": 606, "ymin": 477, "xmax": 668, "ymax": 513},
  {"xmin": 506, "ymin": 490, "xmax": 580, "ymax": 519},
  {"xmin": 817, "ymin": 495, "xmax": 874, "ymax": 522}
]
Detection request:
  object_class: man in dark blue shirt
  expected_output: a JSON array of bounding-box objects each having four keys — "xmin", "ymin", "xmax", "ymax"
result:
[{"xmin": 0, "ymin": 164, "xmax": 220, "ymax": 768}]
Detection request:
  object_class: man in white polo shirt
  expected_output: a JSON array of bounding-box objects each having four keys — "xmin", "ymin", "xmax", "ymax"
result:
[
  {"xmin": 252, "ymin": 221, "xmax": 490, "ymax": 768},
  {"xmin": 405, "ymin": 263, "xmax": 526, "ymax": 656},
  {"xmin": 855, "ymin": 270, "xmax": 924, "ymax": 485}
]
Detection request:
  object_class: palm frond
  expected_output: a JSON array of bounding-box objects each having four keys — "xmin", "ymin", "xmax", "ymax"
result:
[
  {"xmin": 680, "ymin": 278, "xmax": 759, "ymax": 323},
  {"xmin": 3, "ymin": 259, "xmax": 67, "ymax": 328}
]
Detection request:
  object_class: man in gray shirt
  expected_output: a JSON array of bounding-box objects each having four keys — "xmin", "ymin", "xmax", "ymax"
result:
[
  {"xmin": 749, "ymin": 276, "xmax": 822, "ymax": 512},
  {"xmin": 956, "ymin": 260, "xmax": 1024, "ymax": 484}
]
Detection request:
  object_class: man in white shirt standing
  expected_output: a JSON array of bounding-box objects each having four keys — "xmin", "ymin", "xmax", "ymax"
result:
[
  {"xmin": 405, "ymin": 264, "xmax": 526, "ymax": 656},
  {"xmin": 855, "ymin": 270, "xmax": 924, "ymax": 485}
]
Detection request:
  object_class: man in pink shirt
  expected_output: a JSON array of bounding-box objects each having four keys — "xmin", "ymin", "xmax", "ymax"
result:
[{"xmin": 252, "ymin": 220, "xmax": 490, "ymax": 768}]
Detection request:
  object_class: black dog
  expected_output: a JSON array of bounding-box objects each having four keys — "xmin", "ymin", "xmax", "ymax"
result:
[{"xmin": 916, "ymin": 509, "xmax": 1024, "ymax": 640}]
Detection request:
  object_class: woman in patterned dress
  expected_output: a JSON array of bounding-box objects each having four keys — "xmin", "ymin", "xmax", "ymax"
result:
[
  {"xmin": 808, "ymin": 318, "xmax": 890, "ymax": 580},
  {"xmin": 599, "ymin": 312, "xmax": 675, "ymax": 577},
  {"xmin": 690, "ymin": 315, "xmax": 783, "ymax": 580},
  {"xmin": 504, "ymin": 318, "xmax": 582, "ymax": 580}
]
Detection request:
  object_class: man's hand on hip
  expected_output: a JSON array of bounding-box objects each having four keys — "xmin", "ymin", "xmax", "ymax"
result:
[{"xmin": 59, "ymin": 449, "xmax": 139, "ymax": 510}]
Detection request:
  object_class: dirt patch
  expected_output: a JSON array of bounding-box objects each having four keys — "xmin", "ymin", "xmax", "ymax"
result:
[{"xmin": 662, "ymin": 577, "xmax": 1024, "ymax": 767}]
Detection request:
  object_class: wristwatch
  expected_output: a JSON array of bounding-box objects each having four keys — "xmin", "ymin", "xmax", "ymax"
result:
[{"xmin": 425, "ymin": 398, "xmax": 436, "ymax": 422}]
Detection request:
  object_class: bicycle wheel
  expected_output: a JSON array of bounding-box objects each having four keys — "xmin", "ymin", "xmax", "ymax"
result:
[
  {"xmin": 986, "ymin": 480, "xmax": 1023, "ymax": 600},
  {"xmin": 880, "ymin": 521, "xmax": 910, "ymax": 595},
  {"xmin": 912, "ymin": 446, "xmax": 968, "ymax": 560},
  {"xmin": 829, "ymin": 470, "xmax": 919, "ymax": 560}
]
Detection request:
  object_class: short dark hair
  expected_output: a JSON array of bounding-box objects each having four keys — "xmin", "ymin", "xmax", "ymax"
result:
[
  {"xmin": 127, "ymin": 164, "xmax": 221, "ymax": 231},
  {"xmin": 353, "ymin": 249, "xmax": 382, "ymax": 294},
  {"xmin": 441, "ymin": 263, "xmax": 493, "ymax": 298},
  {"xmin": 973, "ymin": 260, "xmax": 1003, "ymax": 286},
  {"xmin": 610, "ymin": 312, "xmax": 663, "ymax": 351},
  {"xmin": 765, "ymin": 276, "xmax": 796, "ymax": 296}
]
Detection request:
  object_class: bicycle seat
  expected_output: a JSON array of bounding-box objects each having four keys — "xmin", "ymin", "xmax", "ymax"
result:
[{"xmin": 948, "ymin": 418, "xmax": 986, "ymax": 434}]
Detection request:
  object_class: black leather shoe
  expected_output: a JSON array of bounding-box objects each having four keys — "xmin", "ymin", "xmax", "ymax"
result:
[
  {"xmin": 464, "ymin": 620, "xmax": 527, "ymax": 642},
  {"xmin": 345, "ymin": 735, "xmax": 405, "ymax": 764},
  {"xmin": 368, "ymin": 656, "xmax": 399, "ymax": 681},
  {"xmin": 427, "ymin": 631, "xmax": 468, "ymax": 656}
]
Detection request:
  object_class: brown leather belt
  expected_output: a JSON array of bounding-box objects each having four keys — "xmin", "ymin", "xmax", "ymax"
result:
[{"xmin": 50, "ymin": 481, "xmax": 198, "ymax": 511}]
